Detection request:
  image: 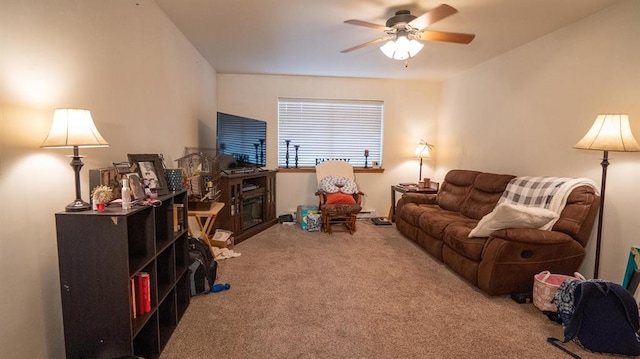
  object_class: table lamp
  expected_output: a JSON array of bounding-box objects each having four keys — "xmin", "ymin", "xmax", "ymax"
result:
[
  {"xmin": 574, "ymin": 114, "xmax": 640, "ymax": 278},
  {"xmin": 414, "ymin": 140, "xmax": 434, "ymax": 182},
  {"xmin": 41, "ymin": 108, "xmax": 110, "ymax": 212}
]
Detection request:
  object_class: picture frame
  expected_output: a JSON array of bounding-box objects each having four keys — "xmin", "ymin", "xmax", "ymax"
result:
[
  {"xmin": 112, "ymin": 161, "xmax": 133, "ymax": 175},
  {"xmin": 89, "ymin": 167, "xmax": 123, "ymax": 199},
  {"xmin": 126, "ymin": 173, "xmax": 147, "ymax": 200},
  {"xmin": 127, "ymin": 154, "xmax": 169, "ymax": 196}
]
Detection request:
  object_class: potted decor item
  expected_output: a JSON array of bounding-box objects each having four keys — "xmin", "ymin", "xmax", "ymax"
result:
[{"xmin": 91, "ymin": 185, "xmax": 113, "ymax": 212}]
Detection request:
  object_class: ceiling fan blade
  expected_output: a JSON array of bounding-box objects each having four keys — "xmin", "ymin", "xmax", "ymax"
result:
[
  {"xmin": 418, "ymin": 30, "xmax": 475, "ymax": 44},
  {"xmin": 340, "ymin": 36, "xmax": 392, "ymax": 53},
  {"xmin": 409, "ymin": 4, "xmax": 458, "ymax": 30},
  {"xmin": 344, "ymin": 19, "xmax": 390, "ymax": 31}
]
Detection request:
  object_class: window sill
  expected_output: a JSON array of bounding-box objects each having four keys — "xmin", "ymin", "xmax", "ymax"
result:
[{"xmin": 277, "ymin": 167, "xmax": 384, "ymax": 174}]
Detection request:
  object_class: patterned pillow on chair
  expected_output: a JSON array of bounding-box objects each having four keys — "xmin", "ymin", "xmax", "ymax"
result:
[{"xmin": 318, "ymin": 175, "xmax": 358, "ymax": 194}]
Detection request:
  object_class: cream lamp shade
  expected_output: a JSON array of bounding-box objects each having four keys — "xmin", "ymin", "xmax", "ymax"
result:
[
  {"xmin": 41, "ymin": 109, "xmax": 109, "ymax": 148},
  {"xmin": 414, "ymin": 140, "xmax": 433, "ymax": 159},
  {"xmin": 380, "ymin": 33, "xmax": 424, "ymax": 61},
  {"xmin": 574, "ymin": 114, "xmax": 640, "ymax": 151}
]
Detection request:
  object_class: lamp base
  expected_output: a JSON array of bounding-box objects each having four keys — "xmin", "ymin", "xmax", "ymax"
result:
[{"xmin": 66, "ymin": 199, "xmax": 91, "ymax": 212}]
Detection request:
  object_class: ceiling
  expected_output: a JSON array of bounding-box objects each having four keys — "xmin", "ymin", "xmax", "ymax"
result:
[{"xmin": 155, "ymin": 0, "xmax": 619, "ymax": 81}]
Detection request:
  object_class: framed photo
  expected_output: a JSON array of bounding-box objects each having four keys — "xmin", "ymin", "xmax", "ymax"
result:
[
  {"xmin": 127, "ymin": 154, "xmax": 169, "ymax": 196},
  {"xmin": 126, "ymin": 173, "xmax": 146, "ymax": 200},
  {"xmin": 89, "ymin": 167, "xmax": 123, "ymax": 199},
  {"xmin": 112, "ymin": 161, "xmax": 133, "ymax": 175}
]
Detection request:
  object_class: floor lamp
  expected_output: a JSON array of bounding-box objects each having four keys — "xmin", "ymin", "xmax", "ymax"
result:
[
  {"xmin": 573, "ymin": 114, "xmax": 640, "ymax": 278},
  {"xmin": 41, "ymin": 109, "xmax": 110, "ymax": 212},
  {"xmin": 414, "ymin": 140, "xmax": 434, "ymax": 182}
]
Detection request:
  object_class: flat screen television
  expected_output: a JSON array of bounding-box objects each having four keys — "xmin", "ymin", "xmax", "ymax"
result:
[{"xmin": 216, "ymin": 112, "xmax": 266, "ymax": 168}]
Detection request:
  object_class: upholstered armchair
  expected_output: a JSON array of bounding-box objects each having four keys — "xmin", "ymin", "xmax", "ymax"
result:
[{"xmin": 315, "ymin": 160, "xmax": 364, "ymax": 234}]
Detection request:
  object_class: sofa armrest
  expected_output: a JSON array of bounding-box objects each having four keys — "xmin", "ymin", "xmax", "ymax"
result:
[
  {"xmin": 478, "ymin": 228, "xmax": 586, "ymax": 295},
  {"xmin": 489, "ymin": 228, "xmax": 575, "ymax": 245}
]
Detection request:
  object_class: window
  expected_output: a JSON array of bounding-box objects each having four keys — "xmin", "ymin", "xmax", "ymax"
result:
[{"xmin": 277, "ymin": 97, "xmax": 383, "ymax": 168}]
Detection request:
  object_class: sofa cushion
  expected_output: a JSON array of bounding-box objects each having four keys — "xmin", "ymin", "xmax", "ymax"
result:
[
  {"xmin": 418, "ymin": 209, "xmax": 477, "ymax": 240},
  {"xmin": 399, "ymin": 203, "xmax": 442, "ymax": 227},
  {"xmin": 460, "ymin": 173, "xmax": 516, "ymax": 220},
  {"xmin": 437, "ymin": 170, "xmax": 480, "ymax": 212},
  {"xmin": 443, "ymin": 222, "xmax": 486, "ymax": 262},
  {"xmin": 468, "ymin": 203, "xmax": 558, "ymax": 238}
]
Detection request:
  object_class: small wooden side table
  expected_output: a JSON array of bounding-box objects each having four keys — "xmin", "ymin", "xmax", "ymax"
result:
[
  {"xmin": 188, "ymin": 201, "xmax": 225, "ymax": 255},
  {"xmin": 390, "ymin": 184, "xmax": 438, "ymax": 222}
]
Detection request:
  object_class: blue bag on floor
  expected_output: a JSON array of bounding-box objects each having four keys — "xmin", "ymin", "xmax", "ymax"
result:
[{"xmin": 549, "ymin": 279, "xmax": 640, "ymax": 357}]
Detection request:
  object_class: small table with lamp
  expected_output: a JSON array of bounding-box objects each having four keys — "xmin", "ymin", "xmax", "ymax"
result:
[{"xmin": 389, "ymin": 183, "xmax": 439, "ymax": 222}]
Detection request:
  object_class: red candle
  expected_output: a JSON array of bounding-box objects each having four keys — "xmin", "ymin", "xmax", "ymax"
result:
[{"xmin": 364, "ymin": 149, "xmax": 369, "ymax": 157}]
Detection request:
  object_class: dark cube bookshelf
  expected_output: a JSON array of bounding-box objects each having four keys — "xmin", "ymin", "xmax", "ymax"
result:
[{"xmin": 54, "ymin": 190, "xmax": 190, "ymax": 359}]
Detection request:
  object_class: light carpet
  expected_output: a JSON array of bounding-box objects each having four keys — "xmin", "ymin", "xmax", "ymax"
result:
[{"xmin": 160, "ymin": 221, "xmax": 608, "ymax": 358}]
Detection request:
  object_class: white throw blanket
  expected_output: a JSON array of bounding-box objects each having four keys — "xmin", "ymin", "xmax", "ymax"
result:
[{"xmin": 497, "ymin": 176, "xmax": 599, "ymax": 230}]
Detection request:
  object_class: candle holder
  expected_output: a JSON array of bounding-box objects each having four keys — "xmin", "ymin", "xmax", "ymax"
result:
[
  {"xmin": 254, "ymin": 143, "xmax": 259, "ymax": 164},
  {"xmin": 364, "ymin": 150, "xmax": 369, "ymax": 168},
  {"xmin": 285, "ymin": 140, "xmax": 291, "ymax": 168},
  {"xmin": 259, "ymin": 139, "xmax": 265, "ymax": 165},
  {"xmin": 294, "ymin": 145, "xmax": 300, "ymax": 168}
]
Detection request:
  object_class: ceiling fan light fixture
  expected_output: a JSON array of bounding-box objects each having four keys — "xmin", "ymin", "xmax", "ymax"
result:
[{"xmin": 380, "ymin": 35, "xmax": 424, "ymax": 60}]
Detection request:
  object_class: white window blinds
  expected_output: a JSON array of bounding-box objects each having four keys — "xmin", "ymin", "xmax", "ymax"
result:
[{"xmin": 277, "ymin": 97, "xmax": 384, "ymax": 168}]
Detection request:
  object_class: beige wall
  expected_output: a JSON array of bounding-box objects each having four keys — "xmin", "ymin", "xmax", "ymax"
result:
[
  {"xmin": 0, "ymin": 1, "xmax": 217, "ymax": 357},
  {"xmin": 437, "ymin": 0, "xmax": 640, "ymax": 281},
  {"xmin": 217, "ymin": 74, "xmax": 442, "ymax": 217}
]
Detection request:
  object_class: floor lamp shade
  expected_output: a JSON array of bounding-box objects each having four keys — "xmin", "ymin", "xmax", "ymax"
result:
[
  {"xmin": 574, "ymin": 114, "xmax": 640, "ymax": 278},
  {"xmin": 574, "ymin": 114, "xmax": 640, "ymax": 152},
  {"xmin": 42, "ymin": 109, "xmax": 109, "ymax": 212}
]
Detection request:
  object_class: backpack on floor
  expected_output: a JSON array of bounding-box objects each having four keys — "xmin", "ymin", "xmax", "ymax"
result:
[
  {"xmin": 188, "ymin": 236, "xmax": 217, "ymax": 295},
  {"xmin": 549, "ymin": 278, "xmax": 640, "ymax": 357}
]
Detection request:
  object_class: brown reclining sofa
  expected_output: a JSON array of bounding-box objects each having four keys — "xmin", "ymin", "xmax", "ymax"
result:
[{"xmin": 395, "ymin": 169, "xmax": 600, "ymax": 295}]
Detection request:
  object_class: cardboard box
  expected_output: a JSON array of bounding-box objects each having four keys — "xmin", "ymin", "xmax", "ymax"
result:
[
  {"xmin": 210, "ymin": 229, "xmax": 234, "ymax": 249},
  {"xmin": 297, "ymin": 205, "xmax": 319, "ymax": 231}
]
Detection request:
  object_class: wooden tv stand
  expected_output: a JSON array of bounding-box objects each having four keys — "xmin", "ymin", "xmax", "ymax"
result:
[{"xmin": 217, "ymin": 170, "xmax": 277, "ymax": 243}]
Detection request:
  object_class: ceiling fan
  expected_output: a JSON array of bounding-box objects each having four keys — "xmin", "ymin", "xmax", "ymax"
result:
[{"xmin": 341, "ymin": 4, "xmax": 475, "ymax": 62}]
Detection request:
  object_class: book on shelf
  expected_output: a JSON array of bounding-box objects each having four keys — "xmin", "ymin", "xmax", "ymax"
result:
[
  {"xmin": 141, "ymin": 273, "xmax": 151, "ymax": 313},
  {"xmin": 130, "ymin": 278, "xmax": 136, "ymax": 319},
  {"xmin": 134, "ymin": 272, "xmax": 151, "ymax": 315},
  {"xmin": 135, "ymin": 274, "xmax": 144, "ymax": 315},
  {"xmin": 173, "ymin": 204, "xmax": 185, "ymax": 233}
]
